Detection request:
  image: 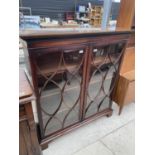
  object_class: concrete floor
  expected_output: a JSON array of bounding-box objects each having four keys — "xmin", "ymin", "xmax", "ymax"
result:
[{"xmin": 43, "ymin": 102, "xmax": 135, "ymax": 155}]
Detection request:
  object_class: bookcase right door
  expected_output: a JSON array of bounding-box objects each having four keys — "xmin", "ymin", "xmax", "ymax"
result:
[{"xmin": 84, "ymin": 42, "xmax": 126, "ymax": 119}]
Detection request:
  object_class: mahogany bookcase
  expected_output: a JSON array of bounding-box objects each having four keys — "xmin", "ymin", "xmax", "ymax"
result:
[{"xmin": 20, "ymin": 29, "xmax": 132, "ymax": 148}]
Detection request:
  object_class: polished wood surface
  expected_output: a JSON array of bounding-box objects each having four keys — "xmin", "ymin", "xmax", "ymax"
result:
[
  {"xmin": 19, "ymin": 68, "xmax": 32, "ymax": 99},
  {"xmin": 124, "ymin": 79, "xmax": 135, "ymax": 104},
  {"xmin": 116, "ymin": 0, "xmax": 135, "ymax": 29},
  {"xmin": 20, "ymin": 28, "xmax": 132, "ymax": 39},
  {"xmin": 120, "ymin": 47, "xmax": 135, "ymax": 75},
  {"xmin": 123, "ymin": 70, "xmax": 135, "ymax": 81}
]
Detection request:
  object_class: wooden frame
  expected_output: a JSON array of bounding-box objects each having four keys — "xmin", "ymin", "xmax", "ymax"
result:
[{"xmin": 20, "ymin": 30, "xmax": 131, "ymax": 148}]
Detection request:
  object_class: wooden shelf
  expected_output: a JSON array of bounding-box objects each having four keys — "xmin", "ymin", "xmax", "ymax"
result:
[
  {"xmin": 88, "ymin": 5, "xmax": 103, "ymax": 27},
  {"xmin": 36, "ymin": 53, "xmax": 81, "ymax": 76},
  {"xmin": 37, "ymin": 60, "xmax": 79, "ymax": 76},
  {"xmin": 93, "ymin": 55, "xmax": 116, "ymax": 66},
  {"xmin": 36, "ymin": 54, "xmax": 117, "ymax": 76}
]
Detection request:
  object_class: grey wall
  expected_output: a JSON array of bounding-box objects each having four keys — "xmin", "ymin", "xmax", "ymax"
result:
[{"xmin": 20, "ymin": 0, "xmax": 120, "ymax": 20}]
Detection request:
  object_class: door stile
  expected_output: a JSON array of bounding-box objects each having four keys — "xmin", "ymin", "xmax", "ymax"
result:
[
  {"xmin": 81, "ymin": 45, "xmax": 93, "ymax": 120},
  {"xmin": 29, "ymin": 52, "xmax": 45, "ymax": 139}
]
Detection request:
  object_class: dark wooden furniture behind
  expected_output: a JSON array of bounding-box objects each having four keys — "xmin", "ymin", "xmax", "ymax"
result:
[
  {"xmin": 20, "ymin": 29, "xmax": 132, "ymax": 148},
  {"xmin": 19, "ymin": 68, "xmax": 41, "ymax": 155}
]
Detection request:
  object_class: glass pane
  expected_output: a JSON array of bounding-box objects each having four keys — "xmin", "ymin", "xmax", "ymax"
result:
[
  {"xmin": 85, "ymin": 43, "xmax": 124, "ymax": 118},
  {"xmin": 36, "ymin": 49, "xmax": 84, "ymax": 136}
]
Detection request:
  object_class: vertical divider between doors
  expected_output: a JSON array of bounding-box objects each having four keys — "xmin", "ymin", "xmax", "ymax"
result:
[{"xmin": 80, "ymin": 45, "xmax": 92, "ymax": 121}]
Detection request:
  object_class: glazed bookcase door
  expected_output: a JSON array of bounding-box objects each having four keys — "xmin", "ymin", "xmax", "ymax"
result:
[
  {"xmin": 33, "ymin": 47, "xmax": 87, "ymax": 137},
  {"xmin": 84, "ymin": 42, "xmax": 126, "ymax": 118}
]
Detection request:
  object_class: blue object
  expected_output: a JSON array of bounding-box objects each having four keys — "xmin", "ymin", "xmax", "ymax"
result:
[
  {"xmin": 19, "ymin": 15, "xmax": 40, "ymax": 30},
  {"xmin": 77, "ymin": 5, "xmax": 86, "ymax": 13}
]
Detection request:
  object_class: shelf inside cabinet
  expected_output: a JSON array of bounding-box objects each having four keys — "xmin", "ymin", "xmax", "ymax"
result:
[
  {"xmin": 36, "ymin": 54, "xmax": 81, "ymax": 76},
  {"xmin": 93, "ymin": 55, "xmax": 116, "ymax": 66}
]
